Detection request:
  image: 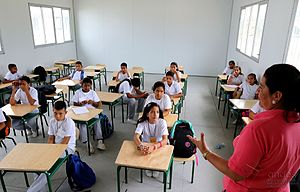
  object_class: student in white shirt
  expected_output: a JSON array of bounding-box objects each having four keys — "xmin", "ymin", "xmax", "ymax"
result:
[
  {"xmin": 234, "ymin": 73, "xmax": 259, "ymax": 100},
  {"xmin": 222, "ymin": 60, "xmax": 235, "ymax": 75},
  {"xmin": 134, "ymin": 102, "xmax": 168, "ymax": 177},
  {"xmin": 227, "ymin": 66, "xmax": 244, "ymax": 86},
  {"xmin": 116, "ymin": 62, "xmax": 131, "ymax": 82},
  {"xmin": 72, "ymin": 77, "xmax": 105, "ymax": 153},
  {"xmin": 9, "ymin": 76, "xmax": 39, "ymax": 137},
  {"xmin": 144, "ymin": 81, "xmax": 172, "ymax": 117},
  {"xmin": 59, "ymin": 61, "xmax": 86, "ymax": 90},
  {"xmin": 164, "ymin": 71, "xmax": 183, "ymax": 99},
  {"xmin": 0, "ymin": 109, "xmax": 8, "ymax": 139},
  {"xmin": 118, "ymin": 78, "xmax": 148, "ymax": 124},
  {"xmin": 169, "ymin": 62, "xmax": 181, "ymax": 82},
  {"xmin": 249, "ymin": 101, "xmax": 265, "ymax": 119},
  {"xmin": 3, "ymin": 63, "xmax": 22, "ymax": 83}
]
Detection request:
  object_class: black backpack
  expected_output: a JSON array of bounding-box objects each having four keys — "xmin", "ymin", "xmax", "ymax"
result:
[
  {"xmin": 169, "ymin": 120, "xmax": 196, "ymax": 158},
  {"xmin": 33, "ymin": 66, "xmax": 47, "ymax": 82},
  {"xmin": 99, "ymin": 113, "xmax": 113, "ymax": 139},
  {"xmin": 34, "ymin": 85, "xmax": 54, "ymax": 114},
  {"xmin": 113, "ymin": 79, "xmax": 131, "ymax": 93},
  {"xmin": 290, "ymin": 170, "xmax": 300, "ymax": 191}
]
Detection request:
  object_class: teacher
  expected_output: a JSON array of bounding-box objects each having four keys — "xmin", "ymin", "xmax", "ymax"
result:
[{"xmin": 189, "ymin": 64, "xmax": 300, "ymax": 191}]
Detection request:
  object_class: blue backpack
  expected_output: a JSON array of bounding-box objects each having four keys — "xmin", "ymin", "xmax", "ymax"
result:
[
  {"xmin": 99, "ymin": 113, "xmax": 113, "ymax": 139},
  {"xmin": 66, "ymin": 155, "xmax": 96, "ymax": 191}
]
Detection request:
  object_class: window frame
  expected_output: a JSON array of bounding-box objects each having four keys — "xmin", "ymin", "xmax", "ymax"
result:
[
  {"xmin": 0, "ymin": 33, "xmax": 4, "ymax": 54},
  {"xmin": 236, "ymin": 1, "xmax": 268, "ymax": 62},
  {"xmin": 28, "ymin": 3, "xmax": 73, "ymax": 48}
]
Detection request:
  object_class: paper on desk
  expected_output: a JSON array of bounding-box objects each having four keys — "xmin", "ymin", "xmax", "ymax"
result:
[
  {"xmin": 224, "ymin": 84, "xmax": 238, "ymax": 88},
  {"xmin": 72, "ymin": 106, "xmax": 89, "ymax": 115}
]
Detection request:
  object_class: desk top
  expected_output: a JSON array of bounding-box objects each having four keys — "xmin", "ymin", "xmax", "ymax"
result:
[
  {"xmin": 45, "ymin": 88, "xmax": 63, "ymax": 98},
  {"xmin": 108, "ymin": 80, "xmax": 119, "ymax": 87},
  {"xmin": 138, "ymin": 113, "xmax": 178, "ymax": 128},
  {"xmin": 2, "ymin": 104, "xmax": 39, "ymax": 117},
  {"xmin": 85, "ymin": 71, "xmax": 100, "ymax": 77},
  {"xmin": 52, "ymin": 79, "xmax": 80, "ymax": 86},
  {"xmin": 218, "ymin": 75, "xmax": 228, "ymax": 80},
  {"xmin": 242, "ymin": 117, "xmax": 252, "ymax": 125},
  {"xmin": 26, "ymin": 74, "xmax": 39, "ymax": 79},
  {"xmin": 181, "ymin": 74, "xmax": 188, "ymax": 80},
  {"xmin": 55, "ymin": 60, "xmax": 76, "ymax": 65},
  {"xmin": 115, "ymin": 140, "xmax": 174, "ymax": 171},
  {"xmin": 220, "ymin": 84, "xmax": 238, "ymax": 92},
  {"xmin": 84, "ymin": 65, "xmax": 106, "ymax": 71},
  {"xmin": 96, "ymin": 91, "xmax": 122, "ymax": 103},
  {"xmin": 229, "ymin": 99, "xmax": 258, "ymax": 110},
  {"xmin": 0, "ymin": 143, "xmax": 67, "ymax": 172},
  {"xmin": 45, "ymin": 67, "xmax": 59, "ymax": 72},
  {"xmin": 0, "ymin": 83, "xmax": 12, "ymax": 89},
  {"xmin": 66, "ymin": 106, "xmax": 103, "ymax": 122},
  {"xmin": 112, "ymin": 68, "xmax": 144, "ymax": 78}
]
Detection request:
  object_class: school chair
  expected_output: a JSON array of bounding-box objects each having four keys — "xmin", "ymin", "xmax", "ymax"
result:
[
  {"xmin": 174, "ymin": 155, "xmax": 196, "ymax": 183},
  {"xmin": 46, "ymin": 89, "xmax": 65, "ymax": 116},
  {"xmin": 96, "ymin": 64, "xmax": 107, "ymax": 85},
  {"xmin": 0, "ymin": 115, "xmax": 17, "ymax": 153}
]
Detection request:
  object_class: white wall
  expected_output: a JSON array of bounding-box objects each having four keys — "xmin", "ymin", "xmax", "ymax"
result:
[
  {"xmin": 0, "ymin": 0, "xmax": 76, "ymax": 76},
  {"xmin": 74, "ymin": 0, "xmax": 233, "ymax": 76},
  {"xmin": 227, "ymin": 0, "xmax": 296, "ymax": 78}
]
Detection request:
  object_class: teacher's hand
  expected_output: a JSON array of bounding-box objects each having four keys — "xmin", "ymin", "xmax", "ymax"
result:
[{"xmin": 187, "ymin": 133, "xmax": 209, "ymax": 154}]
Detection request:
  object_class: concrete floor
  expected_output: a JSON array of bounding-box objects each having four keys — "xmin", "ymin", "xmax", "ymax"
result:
[{"xmin": 0, "ymin": 73, "xmax": 238, "ymax": 192}]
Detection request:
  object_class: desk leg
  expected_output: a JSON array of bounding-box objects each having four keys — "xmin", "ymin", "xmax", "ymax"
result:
[
  {"xmin": 223, "ymin": 93, "xmax": 227, "ymax": 116},
  {"xmin": 0, "ymin": 171, "xmax": 7, "ymax": 192},
  {"xmin": 124, "ymin": 167, "xmax": 128, "ymax": 184},
  {"xmin": 226, "ymin": 102, "xmax": 230, "ymax": 129},
  {"xmin": 110, "ymin": 104, "xmax": 114, "ymax": 131},
  {"xmin": 104, "ymin": 68, "xmax": 107, "ymax": 85},
  {"xmin": 140, "ymin": 169, "xmax": 143, "ymax": 183},
  {"xmin": 215, "ymin": 77, "xmax": 218, "ymax": 96},
  {"xmin": 163, "ymin": 172, "xmax": 167, "ymax": 192},
  {"xmin": 218, "ymin": 88, "xmax": 222, "ymax": 110},
  {"xmin": 46, "ymin": 173, "xmax": 52, "ymax": 192},
  {"xmin": 86, "ymin": 123, "xmax": 91, "ymax": 156},
  {"xmin": 117, "ymin": 166, "xmax": 121, "ymax": 192},
  {"xmin": 24, "ymin": 172, "xmax": 29, "ymax": 187},
  {"xmin": 22, "ymin": 119, "xmax": 29, "ymax": 143},
  {"xmin": 98, "ymin": 74, "xmax": 101, "ymax": 91},
  {"xmin": 169, "ymin": 161, "xmax": 173, "ymax": 189},
  {"xmin": 234, "ymin": 111, "xmax": 240, "ymax": 138},
  {"xmin": 93, "ymin": 79, "xmax": 96, "ymax": 91},
  {"xmin": 121, "ymin": 98, "xmax": 124, "ymax": 123}
]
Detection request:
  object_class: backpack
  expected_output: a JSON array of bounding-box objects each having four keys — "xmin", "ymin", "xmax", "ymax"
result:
[
  {"xmin": 33, "ymin": 66, "xmax": 47, "ymax": 82},
  {"xmin": 0, "ymin": 112, "xmax": 11, "ymax": 139},
  {"xmin": 99, "ymin": 113, "xmax": 113, "ymax": 139},
  {"xmin": 169, "ymin": 120, "xmax": 196, "ymax": 158},
  {"xmin": 34, "ymin": 86, "xmax": 49, "ymax": 114},
  {"xmin": 290, "ymin": 170, "xmax": 300, "ymax": 191},
  {"xmin": 71, "ymin": 70, "xmax": 85, "ymax": 80},
  {"xmin": 113, "ymin": 78, "xmax": 131, "ymax": 93},
  {"xmin": 66, "ymin": 154, "xmax": 96, "ymax": 191}
]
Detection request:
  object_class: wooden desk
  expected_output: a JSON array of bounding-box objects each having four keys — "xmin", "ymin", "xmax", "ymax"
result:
[
  {"xmin": 96, "ymin": 91, "xmax": 124, "ymax": 128},
  {"xmin": 26, "ymin": 74, "xmax": 39, "ymax": 79},
  {"xmin": 0, "ymin": 143, "xmax": 67, "ymax": 192},
  {"xmin": 85, "ymin": 71, "xmax": 101, "ymax": 90},
  {"xmin": 2, "ymin": 104, "xmax": 40, "ymax": 143},
  {"xmin": 55, "ymin": 60, "xmax": 77, "ymax": 75},
  {"xmin": 45, "ymin": 67, "xmax": 60, "ymax": 83},
  {"xmin": 52, "ymin": 80, "xmax": 80, "ymax": 102},
  {"xmin": 84, "ymin": 65, "xmax": 107, "ymax": 89},
  {"xmin": 66, "ymin": 106, "xmax": 103, "ymax": 155},
  {"xmin": 112, "ymin": 67, "xmax": 145, "ymax": 88},
  {"xmin": 218, "ymin": 84, "xmax": 238, "ymax": 115},
  {"xmin": 115, "ymin": 140, "xmax": 174, "ymax": 192},
  {"xmin": 0, "ymin": 83, "xmax": 12, "ymax": 104},
  {"xmin": 0, "ymin": 83, "xmax": 12, "ymax": 90},
  {"xmin": 84, "ymin": 65, "xmax": 105, "ymax": 71},
  {"xmin": 45, "ymin": 67, "xmax": 59, "ymax": 72},
  {"xmin": 107, "ymin": 80, "xmax": 119, "ymax": 92},
  {"xmin": 181, "ymin": 73, "xmax": 188, "ymax": 81},
  {"xmin": 215, "ymin": 75, "xmax": 228, "ymax": 96}
]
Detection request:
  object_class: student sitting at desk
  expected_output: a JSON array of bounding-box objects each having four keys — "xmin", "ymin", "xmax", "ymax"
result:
[
  {"xmin": 169, "ymin": 62, "xmax": 181, "ymax": 82},
  {"xmin": 73, "ymin": 77, "xmax": 106, "ymax": 153},
  {"xmin": 59, "ymin": 61, "xmax": 86, "ymax": 81},
  {"xmin": 9, "ymin": 76, "xmax": 39, "ymax": 137},
  {"xmin": 3, "ymin": 63, "xmax": 22, "ymax": 83},
  {"xmin": 116, "ymin": 62, "xmax": 131, "ymax": 82},
  {"xmin": 134, "ymin": 102, "xmax": 168, "ymax": 178},
  {"xmin": 227, "ymin": 66, "xmax": 244, "ymax": 86},
  {"xmin": 118, "ymin": 78, "xmax": 148, "ymax": 124},
  {"xmin": 164, "ymin": 71, "xmax": 183, "ymax": 99},
  {"xmin": 144, "ymin": 81, "xmax": 172, "ymax": 117},
  {"xmin": 222, "ymin": 60, "xmax": 235, "ymax": 75},
  {"xmin": 233, "ymin": 73, "xmax": 259, "ymax": 99}
]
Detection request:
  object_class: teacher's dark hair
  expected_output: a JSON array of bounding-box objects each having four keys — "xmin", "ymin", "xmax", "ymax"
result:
[{"xmin": 263, "ymin": 64, "xmax": 300, "ymax": 121}]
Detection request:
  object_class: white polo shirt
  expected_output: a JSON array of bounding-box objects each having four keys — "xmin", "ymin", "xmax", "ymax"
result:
[
  {"xmin": 72, "ymin": 89, "xmax": 100, "ymax": 109},
  {"xmin": 69, "ymin": 70, "xmax": 86, "ymax": 80},
  {"xmin": 164, "ymin": 81, "xmax": 182, "ymax": 96},
  {"xmin": 135, "ymin": 119, "xmax": 168, "ymax": 142},
  {"xmin": 4, "ymin": 71, "xmax": 22, "ymax": 81},
  {"xmin": 144, "ymin": 93, "xmax": 172, "ymax": 111},
  {"xmin": 240, "ymin": 82, "xmax": 259, "ymax": 100},
  {"xmin": 15, "ymin": 87, "xmax": 39, "ymax": 105}
]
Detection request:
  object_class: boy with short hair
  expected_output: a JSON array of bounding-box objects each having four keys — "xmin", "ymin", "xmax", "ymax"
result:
[
  {"xmin": 72, "ymin": 77, "xmax": 105, "ymax": 153},
  {"xmin": 3, "ymin": 63, "xmax": 22, "ymax": 83},
  {"xmin": 9, "ymin": 76, "xmax": 39, "ymax": 137},
  {"xmin": 48, "ymin": 101, "xmax": 76, "ymax": 155},
  {"xmin": 116, "ymin": 62, "xmax": 131, "ymax": 82},
  {"xmin": 59, "ymin": 61, "xmax": 86, "ymax": 81}
]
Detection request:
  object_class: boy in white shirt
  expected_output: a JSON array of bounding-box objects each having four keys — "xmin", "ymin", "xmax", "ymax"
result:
[
  {"xmin": 3, "ymin": 63, "xmax": 22, "ymax": 83},
  {"xmin": 116, "ymin": 62, "xmax": 131, "ymax": 82},
  {"xmin": 118, "ymin": 78, "xmax": 148, "ymax": 124},
  {"xmin": 9, "ymin": 76, "xmax": 39, "ymax": 137},
  {"xmin": 0, "ymin": 109, "xmax": 8, "ymax": 139},
  {"xmin": 164, "ymin": 71, "xmax": 183, "ymax": 99},
  {"xmin": 72, "ymin": 77, "xmax": 105, "ymax": 153},
  {"xmin": 222, "ymin": 60, "xmax": 235, "ymax": 75}
]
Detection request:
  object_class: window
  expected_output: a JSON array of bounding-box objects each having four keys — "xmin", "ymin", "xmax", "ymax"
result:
[
  {"xmin": 29, "ymin": 4, "xmax": 72, "ymax": 46},
  {"xmin": 286, "ymin": 0, "xmax": 300, "ymax": 70},
  {"xmin": 236, "ymin": 1, "xmax": 268, "ymax": 60}
]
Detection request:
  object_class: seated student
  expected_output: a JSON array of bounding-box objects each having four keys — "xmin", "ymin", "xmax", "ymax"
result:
[
  {"xmin": 72, "ymin": 77, "xmax": 105, "ymax": 153},
  {"xmin": 164, "ymin": 71, "xmax": 183, "ymax": 99},
  {"xmin": 115, "ymin": 62, "xmax": 131, "ymax": 82},
  {"xmin": 169, "ymin": 62, "xmax": 181, "ymax": 82},
  {"xmin": 0, "ymin": 109, "xmax": 9, "ymax": 139},
  {"xmin": 227, "ymin": 66, "xmax": 244, "ymax": 86},
  {"xmin": 222, "ymin": 60, "xmax": 235, "ymax": 75},
  {"xmin": 3, "ymin": 63, "xmax": 22, "ymax": 83},
  {"xmin": 233, "ymin": 73, "xmax": 259, "ymax": 99},
  {"xmin": 9, "ymin": 76, "xmax": 39, "ymax": 137},
  {"xmin": 118, "ymin": 78, "xmax": 148, "ymax": 124},
  {"xmin": 59, "ymin": 61, "xmax": 86, "ymax": 82},
  {"xmin": 134, "ymin": 102, "xmax": 168, "ymax": 178},
  {"xmin": 144, "ymin": 81, "xmax": 172, "ymax": 117}
]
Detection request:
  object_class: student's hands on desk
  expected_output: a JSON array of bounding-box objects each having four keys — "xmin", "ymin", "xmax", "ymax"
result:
[{"xmin": 138, "ymin": 143, "xmax": 155, "ymax": 155}]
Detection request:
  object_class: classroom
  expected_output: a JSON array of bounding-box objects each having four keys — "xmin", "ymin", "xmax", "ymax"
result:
[{"xmin": 0, "ymin": 0, "xmax": 299, "ymax": 191}]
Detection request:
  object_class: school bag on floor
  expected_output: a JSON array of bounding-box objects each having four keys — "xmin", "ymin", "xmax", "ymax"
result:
[
  {"xmin": 169, "ymin": 120, "xmax": 197, "ymax": 158},
  {"xmin": 99, "ymin": 113, "xmax": 113, "ymax": 139},
  {"xmin": 66, "ymin": 155, "xmax": 96, "ymax": 191}
]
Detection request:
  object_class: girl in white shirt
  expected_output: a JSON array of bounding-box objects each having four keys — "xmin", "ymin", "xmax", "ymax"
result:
[
  {"xmin": 144, "ymin": 81, "xmax": 172, "ymax": 116},
  {"xmin": 169, "ymin": 62, "xmax": 181, "ymax": 82},
  {"xmin": 134, "ymin": 102, "xmax": 168, "ymax": 177},
  {"xmin": 164, "ymin": 71, "xmax": 183, "ymax": 99},
  {"xmin": 227, "ymin": 66, "xmax": 244, "ymax": 86},
  {"xmin": 238, "ymin": 73, "xmax": 259, "ymax": 100}
]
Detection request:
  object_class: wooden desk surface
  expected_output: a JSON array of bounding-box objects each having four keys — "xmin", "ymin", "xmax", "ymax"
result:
[
  {"xmin": 218, "ymin": 75, "xmax": 228, "ymax": 80},
  {"xmin": 0, "ymin": 143, "xmax": 67, "ymax": 172},
  {"xmin": 66, "ymin": 106, "xmax": 103, "ymax": 122},
  {"xmin": 45, "ymin": 88, "xmax": 63, "ymax": 98},
  {"xmin": 138, "ymin": 113, "xmax": 178, "ymax": 128},
  {"xmin": 26, "ymin": 74, "xmax": 39, "ymax": 79},
  {"xmin": 55, "ymin": 60, "xmax": 76, "ymax": 65},
  {"xmin": 96, "ymin": 91, "xmax": 122, "ymax": 103},
  {"xmin": 52, "ymin": 79, "xmax": 80, "ymax": 86},
  {"xmin": 229, "ymin": 99, "xmax": 258, "ymax": 110},
  {"xmin": 84, "ymin": 65, "xmax": 105, "ymax": 71},
  {"xmin": 242, "ymin": 117, "xmax": 252, "ymax": 125},
  {"xmin": 112, "ymin": 68, "xmax": 144, "ymax": 78},
  {"xmin": 2, "ymin": 104, "xmax": 39, "ymax": 117},
  {"xmin": 220, "ymin": 84, "xmax": 238, "ymax": 92},
  {"xmin": 165, "ymin": 65, "xmax": 184, "ymax": 72},
  {"xmin": 181, "ymin": 74, "xmax": 188, "ymax": 80},
  {"xmin": 108, "ymin": 80, "xmax": 119, "ymax": 87},
  {"xmin": 0, "ymin": 83, "xmax": 12, "ymax": 89},
  {"xmin": 85, "ymin": 71, "xmax": 100, "ymax": 77},
  {"xmin": 45, "ymin": 67, "xmax": 59, "ymax": 72},
  {"xmin": 115, "ymin": 140, "xmax": 174, "ymax": 171},
  {"xmin": 172, "ymin": 97, "xmax": 180, "ymax": 105}
]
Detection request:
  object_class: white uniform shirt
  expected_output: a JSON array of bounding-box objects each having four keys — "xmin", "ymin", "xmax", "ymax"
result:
[
  {"xmin": 0, "ymin": 109, "xmax": 6, "ymax": 123},
  {"xmin": 223, "ymin": 67, "xmax": 233, "ymax": 75},
  {"xmin": 15, "ymin": 87, "xmax": 39, "ymax": 105},
  {"xmin": 72, "ymin": 89, "xmax": 100, "ymax": 109},
  {"xmin": 69, "ymin": 70, "xmax": 86, "ymax": 80},
  {"xmin": 164, "ymin": 81, "xmax": 182, "ymax": 96},
  {"xmin": 173, "ymin": 71, "xmax": 182, "ymax": 82},
  {"xmin": 48, "ymin": 117, "xmax": 76, "ymax": 151},
  {"xmin": 135, "ymin": 119, "xmax": 168, "ymax": 142},
  {"xmin": 118, "ymin": 81, "xmax": 133, "ymax": 97},
  {"xmin": 251, "ymin": 101, "xmax": 265, "ymax": 114},
  {"xmin": 240, "ymin": 82, "xmax": 259, "ymax": 100},
  {"xmin": 4, "ymin": 71, "xmax": 22, "ymax": 81},
  {"xmin": 118, "ymin": 73, "xmax": 130, "ymax": 82},
  {"xmin": 229, "ymin": 74, "xmax": 244, "ymax": 85},
  {"xmin": 144, "ymin": 93, "xmax": 172, "ymax": 111}
]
